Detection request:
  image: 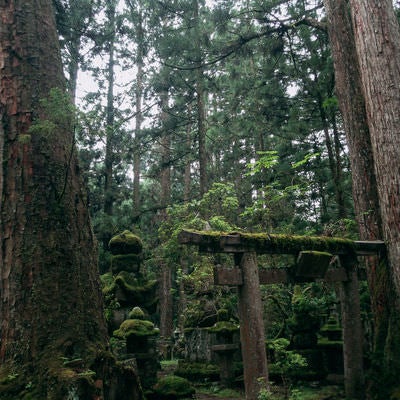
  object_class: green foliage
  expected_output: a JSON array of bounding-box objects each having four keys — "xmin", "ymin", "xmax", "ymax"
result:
[
  {"xmin": 257, "ymin": 377, "xmax": 275, "ymax": 400},
  {"xmin": 197, "ymin": 384, "xmax": 241, "ymax": 398},
  {"xmin": 291, "ymin": 153, "xmax": 321, "ymax": 169},
  {"xmin": 290, "ymin": 285, "xmax": 331, "ymax": 317},
  {"xmin": 246, "ymin": 151, "xmax": 279, "ymax": 175},
  {"xmin": 28, "ymin": 88, "xmax": 75, "ymax": 138},
  {"xmin": 175, "ymin": 361, "xmax": 220, "ymax": 382},
  {"xmin": 153, "ymin": 375, "xmax": 195, "ymax": 399},
  {"xmin": 198, "ymin": 183, "xmax": 240, "ymax": 224},
  {"xmin": 268, "ymin": 338, "xmax": 308, "ymax": 374},
  {"xmin": 266, "ymin": 338, "xmax": 308, "ymax": 399}
]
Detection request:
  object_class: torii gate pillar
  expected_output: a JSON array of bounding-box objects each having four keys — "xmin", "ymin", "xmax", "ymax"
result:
[
  {"xmin": 339, "ymin": 256, "xmax": 365, "ymax": 400},
  {"xmin": 235, "ymin": 252, "xmax": 269, "ymax": 399}
]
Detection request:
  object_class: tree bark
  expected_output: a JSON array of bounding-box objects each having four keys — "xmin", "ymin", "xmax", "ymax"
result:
[
  {"xmin": 133, "ymin": 5, "xmax": 144, "ymax": 220},
  {"xmin": 349, "ymin": 2, "xmax": 400, "ymax": 394},
  {"xmin": 103, "ymin": 0, "xmax": 116, "ymax": 218},
  {"xmin": 158, "ymin": 89, "xmax": 174, "ymax": 342},
  {"xmin": 324, "ymin": 0, "xmax": 400, "ymax": 396},
  {"xmin": 184, "ymin": 105, "xmax": 192, "ymax": 203},
  {"xmin": 0, "ymin": 0, "xmax": 141, "ymax": 397},
  {"xmin": 349, "ymin": 0, "xmax": 400, "ymax": 290},
  {"xmin": 194, "ymin": 0, "xmax": 208, "ymax": 197}
]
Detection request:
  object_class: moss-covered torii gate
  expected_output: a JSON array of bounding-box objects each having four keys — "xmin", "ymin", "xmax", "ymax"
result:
[{"xmin": 178, "ymin": 229, "xmax": 386, "ymax": 400}]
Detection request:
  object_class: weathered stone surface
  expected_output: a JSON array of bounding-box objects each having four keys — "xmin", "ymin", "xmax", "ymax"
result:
[{"xmin": 109, "ymin": 230, "xmax": 143, "ymax": 255}]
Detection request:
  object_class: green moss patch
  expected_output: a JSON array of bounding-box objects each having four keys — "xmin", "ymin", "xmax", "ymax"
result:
[
  {"xmin": 153, "ymin": 375, "xmax": 195, "ymax": 399},
  {"xmin": 109, "ymin": 230, "xmax": 143, "ymax": 255},
  {"xmin": 207, "ymin": 321, "xmax": 239, "ymax": 334},
  {"xmin": 111, "ymin": 254, "xmax": 141, "ymax": 274},
  {"xmin": 103, "ymin": 271, "xmax": 158, "ymax": 310},
  {"xmin": 129, "ymin": 307, "xmax": 145, "ymax": 320},
  {"xmin": 175, "ymin": 361, "xmax": 219, "ymax": 382},
  {"xmin": 114, "ymin": 271, "xmax": 155, "ymax": 294},
  {"xmin": 113, "ymin": 319, "xmax": 159, "ymax": 339},
  {"xmin": 179, "ymin": 229, "xmax": 356, "ymax": 256}
]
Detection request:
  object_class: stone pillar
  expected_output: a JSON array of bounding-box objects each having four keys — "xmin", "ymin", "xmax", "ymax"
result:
[
  {"xmin": 339, "ymin": 256, "xmax": 365, "ymax": 400},
  {"xmin": 236, "ymin": 252, "xmax": 269, "ymax": 400}
]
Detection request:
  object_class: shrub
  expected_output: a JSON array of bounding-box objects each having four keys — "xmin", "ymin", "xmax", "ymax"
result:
[{"xmin": 153, "ymin": 375, "xmax": 195, "ymax": 399}]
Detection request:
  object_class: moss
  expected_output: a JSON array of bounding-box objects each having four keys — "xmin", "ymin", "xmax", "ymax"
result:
[
  {"xmin": 114, "ymin": 271, "xmax": 156, "ymax": 294},
  {"xmin": 180, "ymin": 229, "xmax": 356, "ymax": 255},
  {"xmin": 217, "ymin": 308, "xmax": 229, "ymax": 322},
  {"xmin": 113, "ymin": 271, "xmax": 158, "ymax": 303},
  {"xmin": 317, "ymin": 338, "xmax": 343, "ymax": 346},
  {"xmin": 153, "ymin": 375, "xmax": 195, "ymax": 399},
  {"xmin": 239, "ymin": 232, "xmax": 355, "ymax": 254},
  {"xmin": 113, "ymin": 319, "xmax": 159, "ymax": 339},
  {"xmin": 175, "ymin": 361, "xmax": 219, "ymax": 382},
  {"xmin": 111, "ymin": 254, "xmax": 141, "ymax": 274},
  {"xmin": 18, "ymin": 134, "xmax": 32, "ymax": 144},
  {"xmin": 207, "ymin": 321, "xmax": 239, "ymax": 334},
  {"xmin": 100, "ymin": 272, "xmax": 114, "ymax": 287},
  {"xmin": 109, "ymin": 230, "xmax": 143, "ymax": 255},
  {"xmin": 129, "ymin": 307, "xmax": 145, "ymax": 320}
]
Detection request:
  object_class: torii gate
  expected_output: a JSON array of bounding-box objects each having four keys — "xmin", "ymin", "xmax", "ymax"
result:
[{"xmin": 178, "ymin": 229, "xmax": 385, "ymax": 400}]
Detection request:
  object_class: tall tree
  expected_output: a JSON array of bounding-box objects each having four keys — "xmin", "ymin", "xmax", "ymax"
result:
[
  {"xmin": 158, "ymin": 86, "xmax": 174, "ymax": 341},
  {"xmin": 133, "ymin": 5, "xmax": 144, "ymax": 219},
  {"xmin": 349, "ymin": 0, "xmax": 400, "ymax": 289},
  {"xmin": 193, "ymin": 0, "xmax": 208, "ymax": 196},
  {"xmin": 103, "ymin": 0, "xmax": 117, "ymax": 217},
  {"xmin": 0, "ymin": 0, "xmax": 141, "ymax": 398},
  {"xmin": 349, "ymin": 1, "xmax": 400, "ymax": 396},
  {"xmin": 53, "ymin": 0, "xmax": 98, "ymax": 103},
  {"xmin": 324, "ymin": 0, "xmax": 400, "ymax": 397}
]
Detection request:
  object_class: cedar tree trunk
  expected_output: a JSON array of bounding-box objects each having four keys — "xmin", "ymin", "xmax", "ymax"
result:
[
  {"xmin": 158, "ymin": 89, "xmax": 174, "ymax": 342},
  {"xmin": 349, "ymin": 1, "xmax": 400, "ymax": 394},
  {"xmin": 324, "ymin": 0, "xmax": 400, "ymax": 397},
  {"xmin": 0, "ymin": 0, "xmax": 141, "ymax": 398}
]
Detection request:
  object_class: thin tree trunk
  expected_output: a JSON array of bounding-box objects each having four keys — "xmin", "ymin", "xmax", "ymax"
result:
[
  {"xmin": 133, "ymin": 5, "xmax": 144, "ymax": 220},
  {"xmin": 67, "ymin": 37, "xmax": 80, "ymax": 104},
  {"xmin": 318, "ymin": 97, "xmax": 346, "ymax": 219},
  {"xmin": 184, "ymin": 108, "xmax": 192, "ymax": 203},
  {"xmin": 331, "ymin": 116, "xmax": 346, "ymax": 218},
  {"xmin": 104, "ymin": 0, "xmax": 116, "ymax": 217},
  {"xmin": 158, "ymin": 89, "xmax": 173, "ymax": 342},
  {"xmin": 194, "ymin": 0, "xmax": 208, "ymax": 196}
]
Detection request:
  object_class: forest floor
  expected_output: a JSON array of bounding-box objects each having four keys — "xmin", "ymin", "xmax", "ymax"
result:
[
  {"xmin": 192, "ymin": 384, "xmax": 345, "ymax": 399},
  {"xmin": 158, "ymin": 361, "xmax": 346, "ymax": 399},
  {"xmin": 194, "ymin": 395, "xmax": 240, "ymax": 399},
  {"xmin": 194, "ymin": 394, "xmax": 240, "ymax": 399}
]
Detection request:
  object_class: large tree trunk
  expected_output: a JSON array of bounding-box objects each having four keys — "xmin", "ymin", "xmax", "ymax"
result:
[
  {"xmin": 0, "ymin": 0, "xmax": 141, "ymax": 398},
  {"xmin": 349, "ymin": 1, "xmax": 400, "ymax": 394},
  {"xmin": 349, "ymin": 0, "xmax": 400, "ymax": 289},
  {"xmin": 324, "ymin": 0, "xmax": 400, "ymax": 397}
]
